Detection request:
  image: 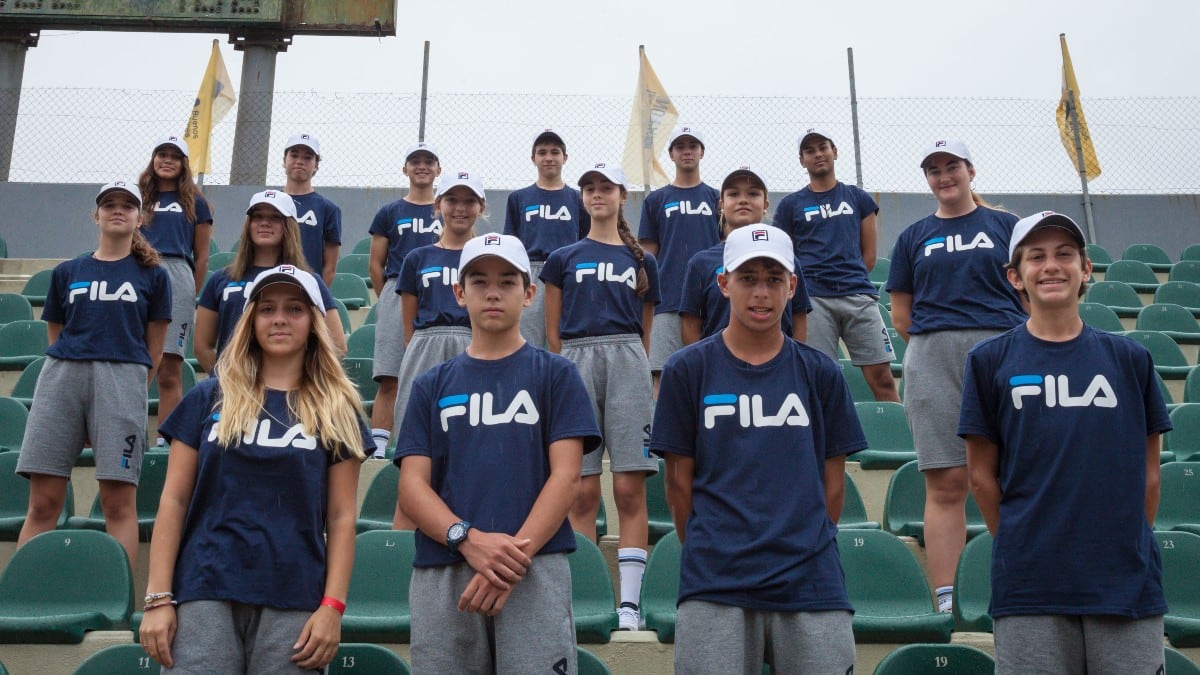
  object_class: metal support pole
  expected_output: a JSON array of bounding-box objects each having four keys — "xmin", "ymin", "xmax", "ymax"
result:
[
  {"xmin": 418, "ymin": 41, "xmax": 430, "ymax": 142},
  {"xmin": 639, "ymin": 45, "xmax": 652, "ymax": 192},
  {"xmin": 847, "ymin": 47, "xmax": 863, "ymax": 188},
  {"xmin": 0, "ymin": 31, "xmax": 37, "ymax": 182},
  {"xmin": 230, "ymin": 34, "xmax": 289, "ymax": 185},
  {"xmin": 1067, "ymin": 90, "xmax": 1098, "ymax": 244}
]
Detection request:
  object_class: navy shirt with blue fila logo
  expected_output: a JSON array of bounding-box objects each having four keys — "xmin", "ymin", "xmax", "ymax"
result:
[
  {"xmin": 773, "ymin": 182, "xmax": 879, "ymax": 297},
  {"xmin": 539, "ymin": 239, "xmax": 661, "ymax": 340},
  {"xmin": 42, "ymin": 255, "xmax": 172, "ymax": 368},
  {"xmin": 142, "ymin": 191, "xmax": 213, "ymax": 265},
  {"xmin": 198, "ymin": 266, "xmax": 338, "ymax": 358},
  {"xmin": 397, "ymin": 245, "xmax": 469, "ymax": 330},
  {"xmin": 651, "ymin": 335, "xmax": 865, "ymax": 611},
  {"xmin": 159, "ymin": 379, "xmax": 372, "ymax": 611},
  {"xmin": 679, "ymin": 243, "xmax": 813, "ymax": 340},
  {"xmin": 290, "ymin": 192, "xmax": 343, "ymax": 275},
  {"xmin": 886, "ymin": 206, "xmax": 1025, "ymax": 335},
  {"xmin": 504, "ymin": 185, "xmax": 590, "ymax": 262},
  {"xmin": 638, "ymin": 184, "xmax": 721, "ymax": 313},
  {"xmin": 958, "ymin": 324, "xmax": 1170, "ymax": 619},
  {"xmin": 369, "ymin": 199, "xmax": 440, "ymax": 280},
  {"xmin": 394, "ymin": 344, "xmax": 602, "ymax": 568}
]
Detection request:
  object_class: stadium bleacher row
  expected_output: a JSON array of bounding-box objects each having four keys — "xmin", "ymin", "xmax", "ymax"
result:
[{"xmin": 1, "ymin": 237, "xmax": 1199, "ymax": 674}]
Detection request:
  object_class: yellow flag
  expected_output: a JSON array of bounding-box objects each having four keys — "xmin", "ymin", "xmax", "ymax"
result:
[
  {"xmin": 1055, "ymin": 34, "xmax": 1101, "ymax": 181},
  {"xmin": 183, "ymin": 39, "xmax": 237, "ymax": 174},
  {"xmin": 622, "ymin": 47, "xmax": 679, "ymax": 189}
]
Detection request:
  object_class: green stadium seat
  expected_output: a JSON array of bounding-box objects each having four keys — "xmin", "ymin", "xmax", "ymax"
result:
[
  {"xmin": 596, "ymin": 498, "xmax": 607, "ymax": 539},
  {"xmin": 342, "ymin": 357, "xmax": 378, "ymax": 414},
  {"xmin": 877, "ymin": 302, "xmax": 894, "ymax": 329},
  {"xmin": 66, "ymin": 451, "xmax": 170, "ymax": 541},
  {"xmin": 1157, "ymin": 530, "xmax": 1200, "ymax": 648},
  {"xmin": 0, "ymin": 320, "xmax": 49, "ymax": 371},
  {"xmin": 1171, "ymin": 261, "xmax": 1200, "ymax": 285},
  {"xmin": 207, "ymin": 251, "xmax": 236, "ymax": 270},
  {"xmin": 229, "ymin": 239, "xmax": 240, "ymax": 253},
  {"xmin": 333, "ymin": 299, "xmax": 352, "ymax": 335},
  {"xmin": 850, "ymin": 402, "xmax": 916, "ymax": 469},
  {"xmin": 363, "ymin": 304, "xmax": 378, "ymax": 326},
  {"xmin": 578, "ymin": 646, "xmax": 613, "ymax": 675},
  {"xmin": 837, "ymin": 529, "xmax": 953, "ymax": 643},
  {"xmin": 330, "ymin": 643, "xmax": 411, "ymax": 675},
  {"xmin": 1086, "ymin": 281, "xmax": 1144, "ymax": 318},
  {"xmin": 1167, "ymin": 405, "xmax": 1200, "ymax": 463},
  {"xmin": 1079, "ymin": 302, "xmax": 1126, "ymax": 333},
  {"xmin": 840, "ymin": 359, "xmax": 876, "ymax": 403},
  {"xmin": 20, "ymin": 269, "xmax": 53, "ymax": 307},
  {"xmin": 0, "ymin": 397, "xmax": 28, "ymax": 452},
  {"xmin": 872, "ymin": 643, "xmax": 995, "ymax": 674},
  {"xmin": 337, "ymin": 254, "xmax": 374, "ymax": 288},
  {"xmin": 148, "ymin": 359, "xmax": 196, "ymax": 415},
  {"xmin": 0, "ymin": 234, "xmax": 7, "ymax": 258},
  {"xmin": 878, "ymin": 287, "xmax": 891, "ymax": 310},
  {"xmin": 640, "ymin": 531, "xmax": 680, "ymax": 643},
  {"xmin": 331, "ymin": 273, "xmax": 371, "ymax": 310},
  {"xmin": 1123, "ymin": 331, "xmax": 1194, "ymax": 380},
  {"xmin": 0, "ymin": 293, "xmax": 33, "ymax": 326},
  {"xmin": 1123, "ymin": 243, "xmax": 1174, "ymax": 273},
  {"xmin": 869, "ymin": 258, "xmax": 890, "ymax": 288},
  {"xmin": 882, "ymin": 460, "xmax": 987, "ymax": 544},
  {"xmin": 1138, "ymin": 304, "xmax": 1200, "ymax": 345},
  {"xmin": 569, "ymin": 532, "xmax": 619, "ymax": 643},
  {"xmin": 73, "ymin": 643, "xmax": 162, "ymax": 674},
  {"xmin": 1106, "ymin": 260, "xmax": 1160, "ymax": 293},
  {"xmin": 1182, "ymin": 245, "xmax": 1200, "ymax": 263},
  {"xmin": 351, "ymin": 236, "xmax": 374, "ymax": 256},
  {"xmin": 0, "ymin": 452, "xmax": 73, "ymax": 540},
  {"xmin": 1166, "ymin": 645, "xmax": 1200, "ymax": 675},
  {"xmin": 646, "ymin": 457, "xmax": 674, "ymax": 544},
  {"xmin": 356, "ymin": 462, "xmax": 398, "ymax": 533},
  {"xmin": 10, "ymin": 356, "xmax": 45, "ymax": 408},
  {"xmin": 1187, "ymin": 367, "xmax": 1200, "ymax": 404},
  {"xmin": 840, "ymin": 472, "xmax": 881, "ymax": 530},
  {"xmin": 347, "ymin": 324, "xmax": 376, "ymax": 360},
  {"xmin": 0, "ymin": 529, "xmax": 132, "ymax": 643},
  {"xmin": 341, "ymin": 530, "xmax": 415, "ymax": 643},
  {"xmin": 952, "ymin": 531, "xmax": 993, "ymax": 633},
  {"xmin": 888, "ymin": 327, "xmax": 906, "ymax": 378},
  {"xmin": 1157, "ymin": 282, "xmax": 1200, "ymax": 318},
  {"xmin": 1157, "ymin": 462, "xmax": 1200, "ymax": 536}
]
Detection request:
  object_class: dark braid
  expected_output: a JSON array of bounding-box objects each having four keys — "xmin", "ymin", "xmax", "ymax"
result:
[{"xmin": 616, "ymin": 206, "xmax": 650, "ymax": 297}]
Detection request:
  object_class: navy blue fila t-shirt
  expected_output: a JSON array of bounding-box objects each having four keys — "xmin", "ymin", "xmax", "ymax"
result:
[
  {"xmin": 651, "ymin": 335, "xmax": 865, "ymax": 611},
  {"xmin": 773, "ymin": 182, "xmax": 879, "ymax": 297},
  {"xmin": 42, "ymin": 255, "xmax": 172, "ymax": 367},
  {"xmin": 158, "ymin": 378, "xmax": 373, "ymax": 610},
  {"xmin": 397, "ymin": 245, "xmax": 468, "ymax": 330},
  {"xmin": 290, "ymin": 192, "xmax": 342, "ymax": 275},
  {"xmin": 638, "ymin": 183, "xmax": 721, "ymax": 313},
  {"xmin": 198, "ymin": 265, "xmax": 337, "ymax": 358},
  {"xmin": 958, "ymin": 324, "xmax": 1170, "ymax": 619},
  {"xmin": 678, "ymin": 243, "xmax": 813, "ymax": 340},
  {"xmin": 142, "ymin": 191, "xmax": 214, "ymax": 265},
  {"xmin": 504, "ymin": 185, "xmax": 590, "ymax": 261},
  {"xmin": 394, "ymin": 344, "xmax": 602, "ymax": 568},
  {"xmin": 369, "ymin": 198, "xmax": 440, "ymax": 280},
  {"xmin": 539, "ymin": 239, "xmax": 661, "ymax": 339},
  {"xmin": 886, "ymin": 206, "xmax": 1025, "ymax": 334}
]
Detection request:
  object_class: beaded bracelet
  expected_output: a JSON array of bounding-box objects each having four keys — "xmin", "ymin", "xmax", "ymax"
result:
[
  {"xmin": 319, "ymin": 597, "xmax": 346, "ymax": 615},
  {"xmin": 143, "ymin": 599, "xmax": 178, "ymax": 612},
  {"xmin": 144, "ymin": 591, "xmax": 174, "ymax": 605}
]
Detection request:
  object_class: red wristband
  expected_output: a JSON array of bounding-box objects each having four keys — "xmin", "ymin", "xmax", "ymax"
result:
[{"xmin": 319, "ymin": 596, "xmax": 346, "ymax": 614}]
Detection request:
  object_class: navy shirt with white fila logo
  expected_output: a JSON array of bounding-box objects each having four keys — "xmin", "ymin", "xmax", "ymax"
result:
[
  {"xmin": 290, "ymin": 192, "xmax": 343, "ymax": 275},
  {"xmin": 142, "ymin": 191, "xmax": 213, "ymax": 265},
  {"xmin": 958, "ymin": 324, "xmax": 1170, "ymax": 619},
  {"xmin": 394, "ymin": 344, "xmax": 601, "ymax": 568},
  {"xmin": 504, "ymin": 185, "xmax": 590, "ymax": 262},
  {"xmin": 886, "ymin": 206, "xmax": 1025, "ymax": 334},
  {"xmin": 651, "ymin": 335, "xmax": 865, "ymax": 611},
  {"xmin": 397, "ymin": 245, "xmax": 469, "ymax": 329},
  {"xmin": 679, "ymin": 242, "xmax": 813, "ymax": 340},
  {"xmin": 773, "ymin": 182, "xmax": 879, "ymax": 297},
  {"xmin": 369, "ymin": 199, "xmax": 440, "ymax": 280},
  {"xmin": 42, "ymin": 255, "xmax": 172, "ymax": 367},
  {"xmin": 638, "ymin": 184, "xmax": 721, "ymax": 313},
  {"xmin": 540, "ymin": 239, "xmax": 661, "ymax": 339},
  {"xmin": 198, "ymin": 266, "xmax": 337, "ymax": 358}
]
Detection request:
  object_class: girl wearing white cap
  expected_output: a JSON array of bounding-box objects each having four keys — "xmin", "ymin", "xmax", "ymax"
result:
[
  {"xmin": 138, "ymin": 135, "xmax": 214, "ymax": 444},
  {"xmin": 885, "ymin": 139, "xmax": 1026, "ymax": 614},
  {"xmin": 16, "ymin": 180, "xmax": 171, "ymax": 570},
  {"xmin": 541, "ymin": 162, "xmax": 661, "ymax": 631},
  {"xmin": 194, "ymin": 190, "xmax": 345, "ymax": 374},
  {"xmin": 142, "ymin": 265, "xmax": 370, "ymax": 673}
]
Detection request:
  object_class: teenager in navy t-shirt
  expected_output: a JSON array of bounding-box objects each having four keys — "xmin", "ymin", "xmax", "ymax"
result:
[
  {"xmin": 142, "ymin": 266, "xmax": 370, "ymax": 672},
  {"xmin": 652, "ymin": 224, "xmax": 861, "ymax": 674},
  {"xmin": 959, "ymin": 212, "xmax": 1169, "ymax": 674},
  {"xmin": 282, "ymin": 133, "xmax": 342, "ymax": 284}
]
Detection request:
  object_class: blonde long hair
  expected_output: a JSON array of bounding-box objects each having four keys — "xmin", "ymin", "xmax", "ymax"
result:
[{"xmin": 229, "ymin": 214, "xmax": 310, "ymax": 279}]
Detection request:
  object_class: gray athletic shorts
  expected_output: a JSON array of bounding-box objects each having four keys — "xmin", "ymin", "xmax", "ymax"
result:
[
  {"xmin": 165, "ymin": 600, "xmax": 319, "ymax": 674},
  {"xmin": 648, "ymin": 311, "xmax": 683, "ymax": 372},
  {"xmin": 393, "ymin": 326, "xmax": 472, "ymax": 432},
  {"xmin": 16, "ymin": 357, "xmax": 147, "ymax": 484},
  {"xmin": 520, "ymin": 260, "xmax": 547, "ymax": 349},
  {"xmin": 562, "ymin": 335, "xmax": 658, "ymax": 477},
  {"xmin": 675, "ymin": 600, "xmax": 855, "ymax": 675},
  {"xmin": 372, "ymin": 278, "xmax": 404, "ymax": 380},
  {"xmin": 161, "ymin": 256, "xmax": 196, "ymax": 358},
  {"xmin": 993, "ymin": 614, "xmax": 1164, "ymax": 675},
  {"xmin": 409, "ymin": 554, "xmax": 576, "ymax": 674},
  {"xmin": 904, "ymin": 329, "xmax": 1002, "ymax": 470},
  {"xmin": 807, "ymin": 294, "xmax": 893, "ymax": 366}
]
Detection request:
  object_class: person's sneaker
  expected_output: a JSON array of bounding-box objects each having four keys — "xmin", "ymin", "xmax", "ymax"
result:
[{"xmin": 617, "ymin": 606, "xmax": 641, "ymax": 631}]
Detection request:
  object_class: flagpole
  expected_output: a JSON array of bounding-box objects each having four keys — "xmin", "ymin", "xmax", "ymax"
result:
[
  {"xmin": 418, "ymin": 40, "xmax": 430, "ymax": 142},
  {"xmin": 1066, "ymin": 89, "xmax": 1097, "ymax": 243},
  {"xmin": 639, "ymin": 45, "xmax": 652, "ymax": 192},
  {"xmin": 847, "ymin": 47, "xmax": 863, "ymax": 189}
]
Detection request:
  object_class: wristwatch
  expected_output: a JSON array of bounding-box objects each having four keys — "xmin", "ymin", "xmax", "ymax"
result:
[{"xmin": 446, "ymin": 520, "xmax": 471, "ymax": 554}]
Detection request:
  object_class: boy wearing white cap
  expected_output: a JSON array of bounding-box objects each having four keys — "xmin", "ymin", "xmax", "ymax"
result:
[
  {"xmin": 774, "ymin": 127, "xmax": 898, "ymax": 402},
  {"xmin": 652, "ymin": 224, "xmax": 861, "ymax": 674},
  {"xmin": 283, "ymin": 133, "xmax": 342, "ymax": 285},
  {"xmin": 959, "ymin": 212, "xmax": 1169, "ymax": 674},
  {"xmin": 396, "ymin": 233, "xmax": 600, "ymax": 674}
]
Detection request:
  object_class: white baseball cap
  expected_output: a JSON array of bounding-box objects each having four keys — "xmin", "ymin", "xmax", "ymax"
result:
[
  {"xmin": 285, "ymin": 133, "xmax": 321, "ymax": 157},
  {"xmin": 243, "ymin": 264, "xmax": 323, "ymax": 310},
  {"xmin": 436, "ymin": 170, "xmax": 486, "ymax": 200},
  {"xmin": 578, "ymin": 162, "xmax": 627, "ymax": 189},
  {"xmin": 246, "ymin": 189, "xmax": 298, "ymax": 220},
  {"xmin": 1008, "ymin": 211, "xmax": 1087, "ymax": 262},
  {"xmin": 153, "ymin": 135, "xmax": 189, "ymax": 158},
  {"xmin": 721, "ymin": 165, "xmax": 766, "ymax": 192},
  {"xmin": 798, "ymin": 127, "xmax": 836, "ymax": 151},
  {"xmin": 723, "ymin": 224, "xmax": 795, "ymax": 273},
  {"xmin": 404, "ymin": 142, "xmax": 440, "ymax": 162},
  {"xmin": 920, "ymin": 139, "xmax": 972, "ymax": 169},
  {"xmin": 458, "ymin": 233, "xmax": 531, "ymax": 278},
  {"xmin": 95, "ymin": 179, "xmax": 142, "ymax": 208},
  {"xmin": 668, "ymin": 124, "xmax": 705, "ymax": 149}
]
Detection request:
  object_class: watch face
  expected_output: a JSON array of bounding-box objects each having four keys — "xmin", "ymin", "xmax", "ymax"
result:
[{"xmin": 449, "ymin": 523, "xmax": 466, "ymax": 541}]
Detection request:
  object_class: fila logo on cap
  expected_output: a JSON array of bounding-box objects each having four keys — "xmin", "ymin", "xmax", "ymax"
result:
[
  {"xmin": 113, "ymin": 181, "xmax": 128, "ymax": 188},
  {"xmin": 278, "ymin": 265, "xmax": 296, "ymax": 275},
  {"xmin": 167, "ymin": 136, "xmax": 181, "ymax": 142},
  {"xmin": 458, "ymin": 172, "xmax": 470, "ymax": 179},
  {"xmin": 264, "ymin": 190, "xmax": 277, "ymax": 197},
  {"xmin": 484, "ymin": 234, "xmax": 501, "ymax": 246},
  {"xmin": 594, "ymin": 162, "xmax": 606, "ymax": 169},
  {"xmin": 935, "ymin": 140, "xmax": 947, "ymax": 148},
  {"xmin": 300, "ymin": 134, "xmax": 310, "ymax": 139},
  {"xmin": 681, "ymin": 127, "xmax": 691, "ymax": 133},
  {"xmin": 752, "ymin": 229, "xmax": 768, "ymax": 241}
]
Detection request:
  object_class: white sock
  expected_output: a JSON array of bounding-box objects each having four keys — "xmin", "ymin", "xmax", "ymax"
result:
[
  {"xmin": 618, "ymin": 547, "xmax": 648, "ymax": 613},
  {"xmin": 370, "ymin": 429, "xmax": 389, "ymax": 456},
  {"xmin": 936, "ymin": 585, "xmax": 954, "ymax": 613}
]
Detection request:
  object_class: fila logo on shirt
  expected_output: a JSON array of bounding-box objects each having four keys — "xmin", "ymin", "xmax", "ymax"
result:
[
  {"xmin": 702, "ymin": 393, "xmax": 810, "ymax": 429},
  {"xmin": 923, "ymin": 232, "xmax": 995, "ymax": 257},
  {"xmin": 68, "ymin": 280, "xmax": 137, "ymax": 304},
  {"xmin": 437, "ymin": 391, "xmax": 540, "ymax": 432},
  {"xmin": 397, "ymin": 217, "xmax": 441, "ymax": 235},
  {"xmin": 524, "ymin": 204, "xmax": 573, "ymax": 222},
  {"xmin": 574, "ymin": 262, "xmax": 637, "ymax": 288},
  {"xmin": 221, "ymin": 281, "xmax": 249, "ymax": 302},
  {"xmin": 802, "ymin": 202, "xmax": 855, "ymax": 222},
  {"xmin": 664, "ymin": 200, "xmax": 712, "ymax": 218},
  {"xmin": 420, "ymin": 266, "xmax": 458, "ymax": 288},
  {"xmin": 154, "ymin": 201, "xmax": 183, "ymax": 213},
  {"xmin": 296, "ymin": 210, "xmax": 318, "ymax": 226},
  {"xmin": 206, "ymin": 412, "xmax": 318, "ymax": 450},
  {"xmin": 1009, "ymin": 374, "xmax": 1118, "ymax": 410}
]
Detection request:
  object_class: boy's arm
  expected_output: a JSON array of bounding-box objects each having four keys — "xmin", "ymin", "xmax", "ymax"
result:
[
  {"xmin": 543, "ymin": 283, "xmax": 563, "ymax": 354},
  {"xmin": 1146, "ymin": 433, "xmax": 1162, "ymax": 526},
  {"xmin": 889, "ymin": 291, "xmax": 913, "ymax": 343},
  {"xmin": 680, "ymin": 314, "xmax": 702, "ymax": 346},
  {"xmin": 965, "ymin": 434, "xmax": 1002, "ymax": 536},
  {"xmin": 791, "ymin": 311, "xmax": 808, "ymax": 343},
  {"xmin": 860, "ymin": 212, "xmax": 878, "ymax": 272},
  {"xmin": 368, "ymin": 236, "xmax": 388, "ymax": 296},
  {"xmin": 322, "ymin": 243, "xmax": 339, "ymax": 286},
  {"xmin": 513, "ymin": 437, "xmax": 583, "ymax": 555},
  {"xmin": 664, "ymin": 454, "xmax": 695, "ymax": 544},
  {"xmin": 823, "ymin": 455, "xmax": 845, "ymax": 524}
]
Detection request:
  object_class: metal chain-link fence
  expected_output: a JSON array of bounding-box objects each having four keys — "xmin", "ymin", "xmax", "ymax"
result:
[{"xmin": 7, "ymin": 88, "xmax": 1199, "ymax": 193}]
